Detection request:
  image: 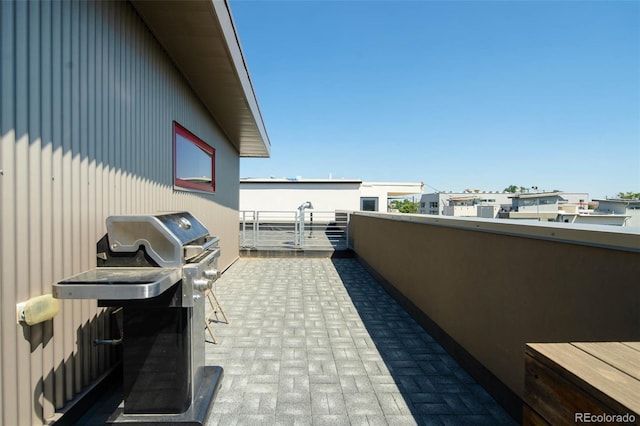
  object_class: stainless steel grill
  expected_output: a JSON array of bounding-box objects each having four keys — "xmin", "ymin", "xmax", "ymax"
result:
[{"xmin": 53, "ymin": 212, "xmax": 223, "ymax": 425}]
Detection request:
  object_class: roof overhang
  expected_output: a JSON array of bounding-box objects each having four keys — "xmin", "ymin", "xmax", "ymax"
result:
[
  {"xmin": 362, "ymin": 182, "xmax": 424, "ymax": 197},
  {"xmin": 130, "ymin": 0, "xmax": 270, "ymax": 157},
  {"xmin": 509, "ymin": 191, "xmax": 564, "ymax": 199},
  {"xmin": 594, "ymin": 198, "xmax": 639, "ymax": 204},
  {"xmin": 448, "ymin": 196, "xmax": 477, "ymax": 201}
]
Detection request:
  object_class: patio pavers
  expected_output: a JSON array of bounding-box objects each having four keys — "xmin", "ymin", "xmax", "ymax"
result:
[{"xmin": 206, "ymin": 258, "xmax": 515, "ymax": 425}]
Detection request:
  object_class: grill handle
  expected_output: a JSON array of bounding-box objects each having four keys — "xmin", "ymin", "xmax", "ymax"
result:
[
  {"xmin": 184, "ymin": 236, "xmax": 220, "ymax": 260},
  {"xmin": 202, "ymin": 236, "xmax": 220, "ymax": 250}
]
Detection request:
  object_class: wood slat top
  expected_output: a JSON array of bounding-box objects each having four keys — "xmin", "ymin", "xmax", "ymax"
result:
[
  {"xmin": 526, "ymin": 342, "xmax": 640, "ymax": 414},
  {"xmin": 623, "ymin": 342, "xmax": 640, "ymax": 352},
  {"xmin": 572, "ymin": 342, "xmax": 640, "ymax": 382}
]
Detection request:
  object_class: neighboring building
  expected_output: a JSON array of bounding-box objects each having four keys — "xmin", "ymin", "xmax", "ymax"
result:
[
  {"xmin": 1, "ymin": 1, "xmax": 269, "ymax": 424},
  {"xmin": 592, "ymin": 199, "xmax": 640, "ymax": 227},
  {"xmin": 239, "ymin": 178, "xmax": 423, "ymax": 212},
  {"xmin": 437, "ymin": 191, "xmax": 631, "ymax": 226},
  {"xmin": 442, "ymin": 196, "xmax": 505, "ymax": 217},
  {"xmin": 499, "ymin": 192, "xmax": 590, "ymax": 221},
  {"xmin": 418, "ymin": 190, "xmax": 589, "ymax": 218},
  {"xmin": 419, "ymin": 190, "xmax": 600, "ymax": 223},
  {"xmin": 419, "ymin": 191, "xmax": 513, "ymax": 216},
  {"xmin": 557, "ymin": 204, "xmax": 630, "ymax": 226},
  {"xmin": 477, "ymin": 205, "xmax": 502, "ymax": 219},
  {"xmin": 500, "ymin": 192, "xmax": 564, "ymax": 221},
  {"xmin": 508, "ymin": 191, "xmax": 565, "ymax": 220},
  {"xmin": 559, "ymin": 193, "xmax": 590, "ymax": 207}
]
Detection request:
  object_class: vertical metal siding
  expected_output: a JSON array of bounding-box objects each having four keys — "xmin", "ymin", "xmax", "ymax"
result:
[
  {"xmin": 17, "ymin": 2, "xmax": 32, "ymax": 422},
  {"xmin": 28, "ymin": 1, "xmax": 44, "ymax": 420},
  {"xmin": 1, "ymin": 1, "xmax": 242, "ymax": 424},
  {"xmin": 39, "ymin": 0, "xmax": 56, "ymax": 419},
  {"xmin": 1, "ymin": 2, "xmax": 16, "ymax": 423}
]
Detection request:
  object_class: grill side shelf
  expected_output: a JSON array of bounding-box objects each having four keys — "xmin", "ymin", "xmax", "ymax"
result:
[{"xmin": 52, "ymin": 268, "xmax": 182, "ymax": 300}]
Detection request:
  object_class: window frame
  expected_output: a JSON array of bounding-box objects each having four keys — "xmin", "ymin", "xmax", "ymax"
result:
[
  {"xmin": 360, "ymin": 197, "xmax": 379, "ymax": 212},
  {"xmin": 173, "ymin": 121, "xmax": 216, "ymax": 193}
]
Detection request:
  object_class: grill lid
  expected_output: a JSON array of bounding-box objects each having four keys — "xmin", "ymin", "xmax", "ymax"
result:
[{"xmin": 107, "ymin": 212, "xmax": 209, "ymax": 267}]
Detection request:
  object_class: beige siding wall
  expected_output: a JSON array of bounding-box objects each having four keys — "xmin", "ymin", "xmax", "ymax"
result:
[
  {"xmin": 1, "ymin": 1, "xmax": 241, "ymax": 424},
  {"xmin": 350, "ymin": 213, "xmax": 640, "ymax": 405}
]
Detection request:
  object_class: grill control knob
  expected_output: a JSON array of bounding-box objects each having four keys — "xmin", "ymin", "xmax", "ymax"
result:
[
  {"xmin": 204, "ymin": 269, "xmax": 220, "ymax": 281},
  {"xmin": 193, "ymin": 278, "xmax": 211, "ymax": 292}
]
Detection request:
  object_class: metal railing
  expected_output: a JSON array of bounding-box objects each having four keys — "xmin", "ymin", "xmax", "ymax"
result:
[{"xmin": 239, "ymin": 210, "xmax": 350, "ymax": 250}]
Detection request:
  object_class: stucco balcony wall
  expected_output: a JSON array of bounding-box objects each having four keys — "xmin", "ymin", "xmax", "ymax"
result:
[{"xmin": 348, "ymin": 212, "xmax": 640, "ymax": 415}]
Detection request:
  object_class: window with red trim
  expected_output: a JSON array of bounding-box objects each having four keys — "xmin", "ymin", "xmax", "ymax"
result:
[{"xmin": 173, "ymin": 122, "xmax": 216, "ymax": 193}]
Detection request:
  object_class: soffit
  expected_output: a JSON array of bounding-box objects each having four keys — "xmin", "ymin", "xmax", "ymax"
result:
[{"xmin": 130, "ymin": 0, "xmax": 270, "ymax": 157}]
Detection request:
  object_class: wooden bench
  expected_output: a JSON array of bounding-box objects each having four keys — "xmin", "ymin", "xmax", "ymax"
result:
[{"xmin": 525, "ymin": 342, "xmax": 640, "ymax": 425}]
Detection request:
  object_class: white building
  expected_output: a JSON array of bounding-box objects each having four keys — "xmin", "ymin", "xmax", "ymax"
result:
[
  {"xmin": 592, "ymin": 199, "xmax": 640, "ymax": 227},
  {"xmin": 509, "ymin": 192, "xmax": 565, "ymax": 215},
  {"xmin": 419, "ymin": 191, "xmax": 513, "ymax": 216},
  {"xmin": 500, "ymin": 192, "xmax": 590, "ymax": 221},
  {"xmin": 557, "ymin": 204, "xmax": 630, "ymax": 226},
  {"xmin": 420, "ymin": 191, "xmax": 592, "ymax": 221},
  {"xmin": 240, "ymin": 178, "xmax": 423, "ymax": 213}
]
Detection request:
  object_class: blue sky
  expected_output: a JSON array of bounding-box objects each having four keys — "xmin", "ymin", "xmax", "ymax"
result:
[{"xmin": 231, "ymin": 0, "xmax": 639, "ymax": 199}]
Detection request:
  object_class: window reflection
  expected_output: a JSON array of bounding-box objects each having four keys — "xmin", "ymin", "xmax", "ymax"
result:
[
  {"xmin": 174, "ymin": 122, "xmax": 215, "ymax": 192},
  {"xmin": 360, "ymin": 197, "xmax": 378, "ymax": 211},
  {"xmin": 176, "ymin": 134, "xmax": 212, "ymax": 183}
]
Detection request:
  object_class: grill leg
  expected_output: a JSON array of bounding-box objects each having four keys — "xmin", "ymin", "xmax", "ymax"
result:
[
  {"xmin": 204, "ymin": 289, "xmax": 227, "ymax": 345},
  {"xmin": 206, "ymin": 289, "xmax": 229, "ymax": 324},
  {"xmin": 204, "ymin": 315, "xmax": 217, "ymax": 344}
]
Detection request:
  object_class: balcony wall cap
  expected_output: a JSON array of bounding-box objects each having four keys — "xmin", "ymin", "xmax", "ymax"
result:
[{"xmin": 353, "ymin": 212, "xmax": 640, "ymax": 253}]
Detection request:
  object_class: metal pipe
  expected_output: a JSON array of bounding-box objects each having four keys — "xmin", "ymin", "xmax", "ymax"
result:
[{"xmin": 252, "ymin": 211, "xmax": 257, "ymax": 247}]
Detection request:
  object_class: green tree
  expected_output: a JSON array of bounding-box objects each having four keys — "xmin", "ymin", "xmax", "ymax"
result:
[
  {"xmin": 390, "ymin": 199, "xmax": 419, "ymax": 213},
  {"xmin": 503, "ymin": 185, "xmax": 519, "ymax": 193},
  {"xmin": 617, "ymin": 192, "xmax": 640, "ymax": 199}
]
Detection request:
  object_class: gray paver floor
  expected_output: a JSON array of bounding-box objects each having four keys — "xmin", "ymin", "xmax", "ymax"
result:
[{"xmin": 206, "ymin": 258, "xmax": 515, "ymax": 425}]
